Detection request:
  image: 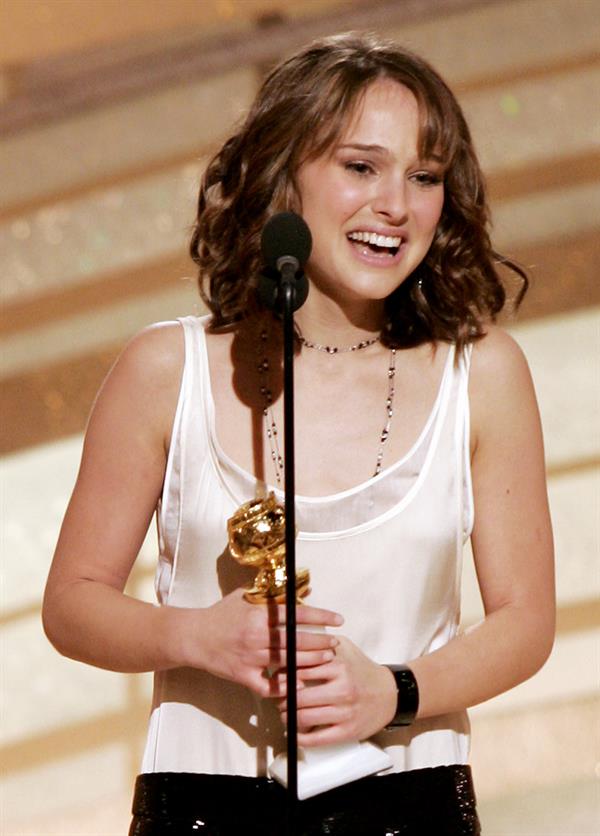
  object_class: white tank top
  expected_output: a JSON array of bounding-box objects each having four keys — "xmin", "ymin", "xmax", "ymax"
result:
[{"xmin": 141, "ymin": 315, "xmax": 474, "ymax": 776}]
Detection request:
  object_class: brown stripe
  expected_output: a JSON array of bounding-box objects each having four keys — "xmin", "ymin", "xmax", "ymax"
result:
[
  {"xmin": 0, "ymin": 0, "xmax": 495, "ymax": 135},
  {"xmin": 2, "ymin": 618, "xmax": 597, "ymax": 775},
  {"xmin": 1, "ymin": 229, "xmax": 597, "ymax": 455},
  {"xmin": 547, "ymin": 456, "xmax": 600, "ymax": 480},
  {"xmin": 0, "ymin": 254, "xmax": 192, "ymax": 337},
  {"xmin": 487, "ymin": 150, "xmax": 600, "ymax": 203},
  {"xmin": 453, "ymin": 50, "xmax": 600, "ymax": 96},
  {"xmin": 1, "ymin": 701, "xmax": 148, "ymax": 776},
  {"xmin": 2, "ymin": 559, "xmax": 156, "ymax": 629},
  {"xmin": 556, "ymin": 597, "xmax": 600, "ymax": 635},
  {"xmin": 2, "ymin": 221, "xmax": 598, "ymax": 343},
  {"xmin": 0, "ymin": 345, "xmax": 120, "ymax": 455},
  {"xmin": 502, "ymin": 228, "xmax": 600, "ymax": 322}
]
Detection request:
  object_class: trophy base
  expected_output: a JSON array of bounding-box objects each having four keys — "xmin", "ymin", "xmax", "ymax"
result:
[{"xmin": 269, "ymin": 741, "xmax": 393, "ymax": 800}]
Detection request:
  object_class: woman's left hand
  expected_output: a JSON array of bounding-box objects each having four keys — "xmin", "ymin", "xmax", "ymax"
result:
[{"xmin": 277, "ymin": 636, "xmax": 397, "ymax": 746}]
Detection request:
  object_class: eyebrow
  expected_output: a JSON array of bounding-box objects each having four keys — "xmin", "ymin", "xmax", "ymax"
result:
[
  {"xmin": 337, "ymin": 143, "xmax": 388, "ymax": 155},
  {"xmin": 337, "ymin": 142, "xmax": 445, "ymax": 164}
]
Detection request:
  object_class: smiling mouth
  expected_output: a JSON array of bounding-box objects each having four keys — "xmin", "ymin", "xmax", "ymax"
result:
[{"xmin": 347, "ymin": 231, "xmax": 403, "ymax": 257}]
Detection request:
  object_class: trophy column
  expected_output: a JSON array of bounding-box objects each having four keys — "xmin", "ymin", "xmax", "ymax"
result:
[{"xmin": 227, "ymin": 495, "xmax": 393, "ymax": 800}]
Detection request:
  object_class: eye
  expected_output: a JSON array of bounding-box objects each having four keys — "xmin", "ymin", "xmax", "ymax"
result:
[
  {"xmin": 344, "ymin": 161, "xmax": 376, "ymax": 177},
  {"xmin": 411, "ymin": 170, "xmax": 443, "ymax": 187}
]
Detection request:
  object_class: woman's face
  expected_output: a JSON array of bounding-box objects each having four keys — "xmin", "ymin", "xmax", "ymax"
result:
[{"xmin": 296, "ymin": 79, "xmax": 445, "ymax": 307}]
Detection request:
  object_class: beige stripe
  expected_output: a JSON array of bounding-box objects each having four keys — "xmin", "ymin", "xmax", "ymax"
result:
[
  {"xmin": 0, "ymin": 149, "xmax": 212, "ymax": 225},
  {"xmin": 0, "ymin": 282, "xmax": 202, "ymax": 378},
  {"xmin": 470, "ymin": 694, "xmax": 599, "ymax": 797}
]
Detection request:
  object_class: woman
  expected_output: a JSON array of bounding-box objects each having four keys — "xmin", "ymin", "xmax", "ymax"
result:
[{"xmin": 43, "ymin": 33, "xmax": 555, "ymax": 835}]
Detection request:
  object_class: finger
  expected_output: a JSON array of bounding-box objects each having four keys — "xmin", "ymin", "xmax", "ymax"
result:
[
  {"xmin": 252, "ymin": 671, "xmax": 288, "ymax": 699},
  {"xmin": 297, "ymin": 725, "xmax": 349, "ymax": 747},
  {"xmin": 295, "ymin": 681, "xmax": 340, "ymax": 708},
  {"xmin": 272, "ymin": 604, "xmax": 343, "ymax": 628},
  {"xmin": 259, "ymin": 648, "xmax": 336, "ymax": 670},
  {"xmin": 296, "ymin": 605, "xmax": 344, "ymax": 628},
  {"xmin": 266, "ymin": 628, "xmax": 338, "ymax": 652},
  {"xmin": 297, "ymin": 661, "xmax": 338, "ymax": 683},
  {"xmin": 247, "ymin": 676, "xmax": 281, "ymax": 699},
  {"xmin": 277, "ymin": 681, "xmax": 335, "ymax": 714},
  {"xmin": 296, "ymin": 631, "xmax": 338, "ymax": 652},
  {"xmin": 297, "ymin": 649, "xmax": 336, "ymax": 668},
  {"xmin": 297, "ymin": 705, "xmax": 350, "ymax": 729},
  {"xmin": 279, "ymin": 705, "xmax": 349, "ymax": 732}
]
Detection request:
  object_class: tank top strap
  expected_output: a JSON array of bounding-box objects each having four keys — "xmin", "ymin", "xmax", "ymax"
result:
[
  {"xmin": 177, "ymin": 314, "xmax": 212, "ymax": 415},
  {"xmin": 155, "ymin": 316, "xmax": 212, "ymax": 602},
  {"xmin": 455, "ymin": 343, "xmax": 474, "ymax": 541}
]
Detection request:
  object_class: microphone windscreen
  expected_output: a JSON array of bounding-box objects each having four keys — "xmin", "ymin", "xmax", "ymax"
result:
[{"xmin": 261, "ymin": 212, "xmax": 312, "ymax": 269}]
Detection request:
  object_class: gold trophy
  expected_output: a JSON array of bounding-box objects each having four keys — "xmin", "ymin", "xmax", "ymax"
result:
[
  {"xmin": 227, "ymin": 493, "xmax": 310, "ymax": 604},
  {"xmin": 228, "ymin": 493, "xmax": 393, "ymax": 799}
]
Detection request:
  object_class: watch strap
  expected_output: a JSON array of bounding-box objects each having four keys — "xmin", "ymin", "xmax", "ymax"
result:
[{"xmin": 384, "ymin": 664, "xmax": 419, "ymax": 727}]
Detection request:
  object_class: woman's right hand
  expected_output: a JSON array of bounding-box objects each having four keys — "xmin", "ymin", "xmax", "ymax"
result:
[{"xmin": 172, "ymin": 590, "xmax": 344, "ymax": 698}]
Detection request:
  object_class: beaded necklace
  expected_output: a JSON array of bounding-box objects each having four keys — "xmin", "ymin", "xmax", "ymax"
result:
[{"xmin": 258, "ymin": 328, "xmax": 396, "ymax": 485}]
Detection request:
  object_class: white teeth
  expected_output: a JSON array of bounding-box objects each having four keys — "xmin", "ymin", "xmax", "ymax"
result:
[{"xmin": 348, "ymin": 231, "xmax": 402, "ymax": 247}]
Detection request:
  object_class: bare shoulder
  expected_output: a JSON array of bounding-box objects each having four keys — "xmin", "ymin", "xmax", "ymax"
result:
[
  {"xmin": 470, "ymin": 323, "xmax": 530, "ymax": 379},
  {"xmin": 115, "ymin": 320, "xmax": 184, "ymax": 381},
  {"xmin": 468, "ymin": 324, "xmax": 540, "ymax": 451},
  {"xmin": 89, "ymin": 320, "xmax": 186, "ymax": 450},
  {"xmin": 470, "ymin": 324, "xmax": 534, "ymax": 400}
]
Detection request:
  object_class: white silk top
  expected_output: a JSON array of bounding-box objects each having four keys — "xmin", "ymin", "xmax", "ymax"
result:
[{"xmin": 141, "ymin": 316, "xmax": 474, "ymax": 776}]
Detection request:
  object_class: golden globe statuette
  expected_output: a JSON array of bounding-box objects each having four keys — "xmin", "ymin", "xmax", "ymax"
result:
[
  {"xmin": 227, "ymin": 493, "xmax": 393, "ymax": 799},
  {"xmin": 227, "ymin": 493, "xmax": 310, "ymax": 605}
]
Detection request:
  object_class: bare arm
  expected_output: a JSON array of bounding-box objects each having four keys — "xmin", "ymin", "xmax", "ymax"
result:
[
  {"xmin": 408, "ymin": 326, "xmax": 555, "ymax": 718},
  {"xmin": 42, "ymin": 322, "xmax": 185, "ymax": 672},
  {"xmin": 43, "ymin": 322, "xmax": 340, "ymax": 692},
  {"xmin": 288, "ymin": 327, "xmax": 555, "ymax": 744}
]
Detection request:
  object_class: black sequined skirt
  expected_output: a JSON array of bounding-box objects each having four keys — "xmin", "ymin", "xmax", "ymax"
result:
[{"xmin": 129, "ymin": 765, "xmax": 481, "ymax": 835}]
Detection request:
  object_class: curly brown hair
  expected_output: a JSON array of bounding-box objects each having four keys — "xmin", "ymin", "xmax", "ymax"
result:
[{"xmin": 190, "ymin": 32, "xmax": 527, "ymax": 350}]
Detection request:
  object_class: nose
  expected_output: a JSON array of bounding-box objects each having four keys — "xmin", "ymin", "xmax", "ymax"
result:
[{"xmin": 371, "ymin": 177, "xmax": 409, "ymax": 225}]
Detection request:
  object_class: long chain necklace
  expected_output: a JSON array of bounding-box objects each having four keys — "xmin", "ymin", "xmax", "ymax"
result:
[
  {"xmin": 374, "ymin": 347, "xmax": 396, "ymax": 476},
  {"xmin": 258, "ymin": 328, "xmax": 397, "ymax": 485},
  {"xmin": 258, "ymin": 328, "xmax": 284, "ymax": 485}
]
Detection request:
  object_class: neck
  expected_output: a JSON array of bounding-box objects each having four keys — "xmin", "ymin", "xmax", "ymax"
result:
[{"xmin": 293, "ymin": 287, "xmax": 385, "ymax": 347}]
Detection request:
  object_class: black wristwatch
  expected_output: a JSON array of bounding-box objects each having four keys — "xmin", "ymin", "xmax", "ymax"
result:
[{"xmin": 384, "ymin": 665, "xmax": 419, "ymax": 728}]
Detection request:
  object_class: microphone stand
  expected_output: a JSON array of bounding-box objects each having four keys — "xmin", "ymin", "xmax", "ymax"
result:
[
  {"xmin": 281, "ymin": 273, "xmax": 299, "ymax": 835},
  {"xmin": 260, "ymin": 213, "xmax": 310, "ymax": 833}
]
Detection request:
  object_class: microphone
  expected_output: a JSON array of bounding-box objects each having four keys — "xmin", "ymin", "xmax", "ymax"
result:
[{"xmin": 259, "ymin": 212, "xmax": 311, "ymax": 312}]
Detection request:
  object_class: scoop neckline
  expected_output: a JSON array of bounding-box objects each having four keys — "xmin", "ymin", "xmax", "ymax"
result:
[{"xmin": 199, "ymin": 318, "xmax": 455, "ymax": 504}]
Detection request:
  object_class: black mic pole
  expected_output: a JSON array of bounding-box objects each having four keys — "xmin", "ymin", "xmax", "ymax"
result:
[
  {"xmin": 260, "ymin": 212, "xmax": 311, "ymax": 835},
  {"xmin": 281, "ymin": 269, "xmax": 299, "ymax": 834}
]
